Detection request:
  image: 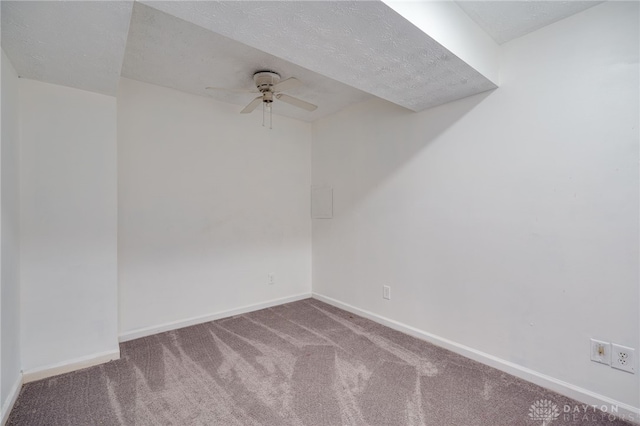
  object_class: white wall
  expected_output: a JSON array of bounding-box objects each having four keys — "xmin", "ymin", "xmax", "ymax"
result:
[
  {"xmin": 19, "ymin": 79, "xmax": 119, "ymax": 372},
  {"xmin": 312, "ymin": 1, "xmax": 639, "ymax": 409},
  {"xmin": 117, "ymin": 78, "xmax": 311, "ymax": 336},
  {"xmin": 1, "ymin": 49, "xmax": 21, "ymax": 415}
]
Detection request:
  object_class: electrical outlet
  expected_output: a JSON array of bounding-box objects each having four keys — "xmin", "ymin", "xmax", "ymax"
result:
[
  {"xmin": 268, "ymin": 273, "xmax": 275, "ymax": 285},
  {"xmin": 383, "ymin": 285, "xmax": 391, "ymax": 300},
  {"xmin": 611, "ymin": 344, "xmax": 635, "ymax": 374},
  {"xmin": 590, "ymin": 339, "xmax": 610, "ymax": 365}
]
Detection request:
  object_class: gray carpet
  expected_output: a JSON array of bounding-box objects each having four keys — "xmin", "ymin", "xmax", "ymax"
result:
[{"xmin": 7, "ymin": 299, "xmax": 633, "ymax": 425}]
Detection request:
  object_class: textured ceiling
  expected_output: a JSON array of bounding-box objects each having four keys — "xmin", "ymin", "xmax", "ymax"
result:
[
  {"xmin": 0, "ymin": 0, "xmax": 602, "ymax": 119},
  {"xmin": 1, "ymin": 1, "xmax": 133, "ymax": 95},
  {"xmin": 122, "ymin": 4, "xmax": 372, "ymax": 122},
  {"xmin": 456, "ymin": 1, "xmax": 604, "ymax": 45},
  {"xmin": 141, "ymin": 0, "xmax": 497, "ymax": 112}
]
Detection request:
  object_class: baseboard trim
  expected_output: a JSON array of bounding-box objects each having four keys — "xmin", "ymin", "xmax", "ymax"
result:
[
  {"xmin": 119, "ymin": 292, "xmax": 313, "ymax": 343},
  {"xmin": 312, "ymin": 292, "xmax": 640, "ymax": 425},
  {"xmin": 1, "ymin": 374, "xmax": 23, "ymax": 426},
  {"xmin": 22, "ymin": 349, "xmax": 121, "ymax": 384}
]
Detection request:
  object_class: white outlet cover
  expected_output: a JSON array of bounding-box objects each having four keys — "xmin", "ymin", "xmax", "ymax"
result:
[
  {"xmin": 590, "ymin": 339, "xmax": 610, "ymax": 365},
  {"xmin": 611, "ymin": 343, "xmax": 635, "ymax": 374}
]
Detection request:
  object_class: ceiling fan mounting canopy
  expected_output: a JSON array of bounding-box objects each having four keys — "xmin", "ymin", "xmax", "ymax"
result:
[{"xmin": 253, "ymin": 71, "xmax": 281, "ymax": 94}]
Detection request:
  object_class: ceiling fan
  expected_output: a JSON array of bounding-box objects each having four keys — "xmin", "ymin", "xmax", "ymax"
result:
[{"xmin": 207, "ymin": 71, "xmax": 317, "ymax": 128}]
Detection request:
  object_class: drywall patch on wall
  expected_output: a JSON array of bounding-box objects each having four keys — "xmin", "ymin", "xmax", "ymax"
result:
[
  {"xmin": 1, "ymin": 49, "xmax": 22, "ymax": 416},
  {"xmin": 311, "ymin": 1, "xmax": 639, "ymax": 408},
  {"xmin": 19, "ymin": 78, "xmax": 119, "ymax": 372},
  {"xmin": 117, "ymin": 78, "xmax": 312, "ymax": 335},
  {"xmin": 311, "ymin": 185, "xmax": 333, "ymax": 219}
]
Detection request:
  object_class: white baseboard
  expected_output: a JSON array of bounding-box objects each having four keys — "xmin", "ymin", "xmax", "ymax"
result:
[
  {"xmin": 119, "ymin": 292, "xmax": 313, "ymax": 343},
  {"xmin": 312, "ymin": 292, "xmax": 640, "ymax": 425},
  {"xmin": 22, "ymin": 349, "xmax": 121, "ymax": 384},
  {"xmin": 1, "ymin": 374, "xmax": 23, "ymax": 426}
]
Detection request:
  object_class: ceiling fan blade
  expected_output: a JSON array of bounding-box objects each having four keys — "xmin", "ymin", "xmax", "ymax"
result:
[
  {"xmin": 240, "ymin": 96, "xmax": 263, "ymax": 114},
  {"xmin": 206, "ymin": 86, "xmax": 258, "ymax": 94},
  {"xmin": 272, "ymin": 77, "xmax": 302, "ymax": 93},
  {"xmin": 276, "ymin": 93, "xmax": 317, "ymax": 112}
]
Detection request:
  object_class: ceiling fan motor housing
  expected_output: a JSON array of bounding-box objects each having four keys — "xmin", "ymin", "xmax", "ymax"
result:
[{"xmin": 254, "ymin": 71, "xmax": 281, "ymax": 93}]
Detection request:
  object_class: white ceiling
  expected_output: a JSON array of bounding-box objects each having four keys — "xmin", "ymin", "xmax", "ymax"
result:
[
  {"xmin": 456, "ymin": 1, "xmax": 604, "ymax": 45},
  {"xmin": 122, "ymin": 3, "xmax": 372, "ymax": 122},
  {"xmin": 141, "ymin": 0, "xmax": 497, "ymax": 112},
  {"xmin": 1, "ymin": 1, "xmax": 133, "ymax": 95},
  {"xmin": 1, "ymin": 1, "xmax": 604, "ymax": 120}
]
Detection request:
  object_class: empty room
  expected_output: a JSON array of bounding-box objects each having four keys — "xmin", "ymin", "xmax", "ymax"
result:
[{"xmin": 0, "ymin": 0, "xmax": 638, "ymax": 424}]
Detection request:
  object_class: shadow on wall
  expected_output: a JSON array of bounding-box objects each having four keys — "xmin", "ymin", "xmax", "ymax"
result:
[{"xmin": 313, "ymin": 88, "xmax": 496, "ymax": 210}]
